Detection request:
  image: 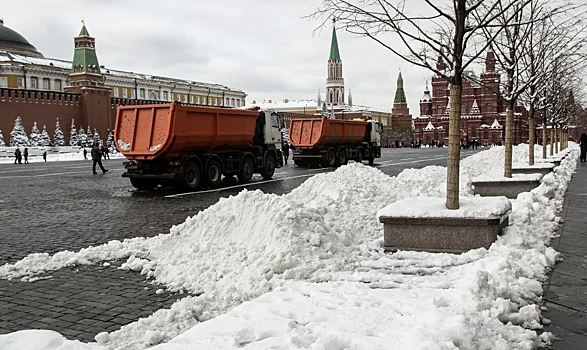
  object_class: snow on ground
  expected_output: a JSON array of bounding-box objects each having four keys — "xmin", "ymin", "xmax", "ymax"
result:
[
  {"xmin": 0, "ymin": 146, "xmax": 124, "ymax": 164},
  {"xmin": 0, "ymin": 144, "xmax": 576, "ymax": 350}
]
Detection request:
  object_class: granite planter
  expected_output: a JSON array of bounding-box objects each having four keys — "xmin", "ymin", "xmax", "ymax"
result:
[
  {"xmin": 472, "ymin": 173, "xmax": 543, "ymax": 199},
  {"xmin": 378, "ymin": 197, "xmax": 511, "ymax": 253},
  {"xmin": 512, "ymin": 163, "xmax": 555, "ymax": 176}
]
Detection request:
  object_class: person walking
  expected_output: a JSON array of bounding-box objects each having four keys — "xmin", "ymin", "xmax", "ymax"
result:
[
  {"xmin": 83, "ymin": 148, "xmax": 88, "ymax": 160},
  {"xmin": 91, "ymin": 142, "xmax": 108, "ymax": 174},
  {"xmin": 42, "ymin": 150, "xmax": 47, "ymax": 162},
  {"xmin": 282, "ymin": 139, "xmax": 290, "ymax": 165},
  {"xmin": 104, "ymin": 146, "xmax": 110, "ymax": 159},
  {"xmin": 14, "ymin": 147, "xmax": 21, "ymax": 164},
  {"xmin": 23, "ymin": 147, "xmax": 29, "ymax": 164},
  {"xmin": 580, "ymin": 133, "xmax": 587, "ymax": 162}
]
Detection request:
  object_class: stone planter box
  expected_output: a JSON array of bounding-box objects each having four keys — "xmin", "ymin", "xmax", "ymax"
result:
[
  {"xmin": 473, "ymin": 173, "xmax": 543, "ymax": 199},
  {"xmin": 378, "ymin": 197, "xmax": 511, "ymax": 253},
  {"xmin": 512, "ymin": 163, "xmax": 555, "ymax": 176}
]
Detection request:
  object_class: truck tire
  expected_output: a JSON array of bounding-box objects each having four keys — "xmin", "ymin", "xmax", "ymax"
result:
[
  {"xmin": 130, "ymin": 178, "xmax": 158, "ymax": 190},
  {"xmin": 182, "ymin": 162, "xmax": 202, "ymax": 190},
  {"xmin": 204, "ymin": 159, "xmax": 223, "ymax": 188},
  {"xmin": 337, "ymin": 148, "xmax": 348, "ymax": 166},
  {"xmin": 326, "ymin": 149, "xmax": 337, "ymax": 167},
  {"xmin": 355, "ymin": 148, "xmax": 364, "ymax": 163},
  {"xmin": 238, "ymin": 157, "xmax": 255, "ymax": 183},
  {"xmin": 261, "ymin": 153, "xmax": 276, "ymax": 179}
]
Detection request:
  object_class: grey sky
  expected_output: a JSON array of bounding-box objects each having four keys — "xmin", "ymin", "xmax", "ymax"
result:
[{"xmin": 3, "ymin": 0, "xmax": 433, "ymax": 114}]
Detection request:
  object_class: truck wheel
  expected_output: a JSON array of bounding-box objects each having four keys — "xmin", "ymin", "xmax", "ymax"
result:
[
  {"xmin": 238, "ymin": 157, "xmax": 255, "ymax": 183},
  {"xmin": 355, "ymin": 149, "xmax": 364, "ymax": 163},
  {"xmin": 326, "ymin": 149, "xmax": 337, "ymax": 167},
  {"xmin": 337, "ymin": 149, "xmax": 348, "ymax": 165},
  {"xmin": 205, "ymin": 159, "xmax": 223, "ymax": 188},
  {"xmin": 183, "ymin": 162, "xmax": 202, "ymax": 190},
  {"xmin": 261, "ymin": 153, "xmax": 276, "ymax": 179},
  {"xmin": 130, "ymin": 178, "xmax": 158, "ymax": 190}
]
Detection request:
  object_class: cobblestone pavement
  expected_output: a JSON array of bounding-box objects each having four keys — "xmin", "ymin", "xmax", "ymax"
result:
[{"xmin": 0, "ymin": 149, "xmax": 474, "ymax": 344}]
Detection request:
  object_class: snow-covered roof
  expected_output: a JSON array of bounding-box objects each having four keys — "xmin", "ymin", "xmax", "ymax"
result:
[
  {"xmin": 424, "ymin": 121, "xmax": 435, "ymax": 131},
  {"xmin": 491, "ymin": 119, "xmax": 502, "ymax": 129}
]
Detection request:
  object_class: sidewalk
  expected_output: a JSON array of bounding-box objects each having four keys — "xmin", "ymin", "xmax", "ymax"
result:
[{"xmin": 542, "ymin": 160, "xmax": 587, "ymax": 349}]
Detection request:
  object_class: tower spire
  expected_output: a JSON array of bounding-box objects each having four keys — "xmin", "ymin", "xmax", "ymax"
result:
[
  {"xmin": 326, "ymin": 18, "xmax": 344, "ymax": 106},
  {"xmin": 393, "ymin": 69, "xmax": 407, "ymax": 105}
]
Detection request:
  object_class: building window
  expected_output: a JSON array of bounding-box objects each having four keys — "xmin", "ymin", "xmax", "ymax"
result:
[
  {"xmin": 237, "ymin": 100, "xmax": 241, "ymax": 107},
  {"xmin": 163, "ymin": 91, "xmax": 168, "ymax": 100},
  {"xmin": 54, "ymin": 80, "xmax": 62, "ymax": 90},
  {"xmin": 190, "ymin": 96, "xmax": 194, "ymax": 104},
  {"xmin": 0, "ymin": 77, "xmax": 7, "ymax": 87},
  {"xmin": 382, "ymin": 118, "xmax": 387, "ymax": 126},
  {"xmin": 43, "ymin": 79, "xmax": 50, "ymax": 90},
  {"xmin": 17, "ymin": 78, "xmax": 24, "ymax": 88},
  {"xmin": 183, "ymin": 95, "xmax": 187, "ymax": 103},
  {"xmin": 437, "ymin": 105, "xmax": 442, "ymax": 115},
  {"xmin": 231, "ymin": 98, "xmax": 235, "ymax": 107},
  {"xmin": 131, "ymin": 89, "xmax": 136, "ymax": 98},
  {"xmin": 486, "ymin": 103, "xmax": 492, "ymax": 112},
  {"xmin": 196, "ymin": 96, "xmax": 200, "ymax": 104},
  {"xmin": 30, "ymin": 77, "xmax": 37, "ymax": 89},
  {"xmin": 471, "ymin": 128, "xmax": 476, "ymax": 137},
  {"xmin": 434, "ymin": 132, "xmax": 438, "ymax": 140},
  {"xmin": 214, "ymin": 98, "xmax": 217, "ymax": 106},
  {"xmin": 113, "ymin": 87, "xmax": 119, "ymax": 97},
  {"xmin": 139, "ymin": 89, "xmax": 145, "ymax": 99},
  {"xmin": 176, "ymin": 94, "xmax": 181, "ymax": 101},
  {"xmin": 123, "ymin": 88, "xmax": 128, "ymax": 98},
  {"xmin": 484, "ymin": 131, "xmax": 489, "ymax": 139}
]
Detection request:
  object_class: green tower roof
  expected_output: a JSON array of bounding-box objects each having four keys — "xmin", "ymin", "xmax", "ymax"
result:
[
  {"xmin": 393, "ymin": 70, "xmax": 407, "ymax": 105},
  {"xmin": 329, "ymin": 26, "xmax": 340, "ymax": 60},
  {"xmin": 78, "ymin": 23, "xmax": 90, "ymax": 37},
  {"xmin": 71, "ymin": 23, "xmax": 102, "ymax": 76}
]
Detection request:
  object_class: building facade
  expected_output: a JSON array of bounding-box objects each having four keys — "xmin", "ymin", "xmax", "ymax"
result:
[
  {"xmin": 413, "ymin": 50, "xmax": 531, "ymax": 146},
  {"xmin": 0, "ymin": 19, "xmax": 247, "ymax": 144}
]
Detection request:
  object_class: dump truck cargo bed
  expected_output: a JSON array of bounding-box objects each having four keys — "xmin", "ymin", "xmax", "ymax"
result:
[
  {"xmin": 114, "ymin": 102, "xmax": 260, "ymax": 160},
  {"xmin": 289, "ymin": 117, "xmax": 367, "ymax": 149}
]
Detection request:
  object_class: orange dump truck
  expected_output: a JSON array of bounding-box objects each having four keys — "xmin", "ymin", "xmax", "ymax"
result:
[
  {"xmin": 289, "ymin": 117, "xmax": 383, "ymax": 167},
  {"xmin": 114, "ymin": 102, "xmax": 284, "ymax": 190}
]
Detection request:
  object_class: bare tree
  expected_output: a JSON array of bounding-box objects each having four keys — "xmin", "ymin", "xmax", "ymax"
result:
[{"xmin": 309, "ymin": 0, "xmax": 529, "ymax": 209}]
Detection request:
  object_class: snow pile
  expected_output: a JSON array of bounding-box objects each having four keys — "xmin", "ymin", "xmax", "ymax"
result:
[{"xmin": 0, "ymin": 143, "xmax": 577, "ymax": 350}]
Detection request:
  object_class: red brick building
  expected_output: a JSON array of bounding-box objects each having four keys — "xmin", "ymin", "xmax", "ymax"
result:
[{"xmin": 413, "ymin": 50, "xmax": 531, "ymax": 146}]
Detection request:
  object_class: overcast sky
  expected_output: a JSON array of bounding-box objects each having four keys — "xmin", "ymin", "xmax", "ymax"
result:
[{"xmin": 3, "ymin": 0, "xmax": 437, "ymax": 113}]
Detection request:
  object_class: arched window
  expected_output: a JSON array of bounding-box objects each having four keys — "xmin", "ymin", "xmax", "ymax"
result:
[
  {"xmin": 437, "ymin": 105, "xmax": 442, "ymax": 115},
  {"xmin": 486, "ymin": 103, "xmax": 492, "ymax": 112}
]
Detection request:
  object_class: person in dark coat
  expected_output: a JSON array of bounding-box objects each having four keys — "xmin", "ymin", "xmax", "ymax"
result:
[
  {"xmin": 14, "ymin": 147, "xmax": 22, "ymax": 164},
  {"xmin": 23, "ymin": 147, "xmax": 29, "ymax": 164},
  {"xmin": 91, "ymin": 142, "xmax": 108, "ymax": 174},
  {"xmin": 580, "ymin": 133, "xmax": 587, "ymax": 162},
  {"xmin": 104, "ymin": 146, "xmax": 110, "ymax": 159},
  {"xmin": 282, "ymin": 140, "xmax": 290, "ymax": 164},
  {"xmin": 83, "ymin": 148, "xmax": 88, "ymax": 160},
  {"xmin": 42, "ymin": 150, "xmax": 47, "ymax": 162}
]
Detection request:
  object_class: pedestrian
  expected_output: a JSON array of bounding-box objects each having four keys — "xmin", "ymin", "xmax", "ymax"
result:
[
  {"xmin": 100, "ymin": 145, "xmax": 106, "ymax": 160},
  {"xmin": 91, "ymin": 142, "xmax": 108, "ymax": 174},
  {"xmin": 580, "ymin": 133, "xmax": 587, "ymax": 162},
  {"xmin": 83, "ymin": 148, "xmax": 88, "ymax": 160},
  {"xmin": 104, "ymin": 146, "xmax": 110, "ymax": 159},
  {"xmin": 43, "ymin": 150, "xmax": 47, "ymax": 162},
  {"xmin": 14, "ymin": 147, "xmax": 22, "ymax": 164},
  {"xmin": 23, "ymin": 147, "xmax": 29, "ymax": 164},
  {"xmin": 282, "ymin": 139, "xmax": 289, "ymax": 164}
]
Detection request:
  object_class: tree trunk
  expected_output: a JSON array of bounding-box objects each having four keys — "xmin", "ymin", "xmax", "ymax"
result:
[
  {"xmin": 504, "ymin": 109, "xmax": 514, "ymax": 178},
  {"xmin": 550, "ymin": 126, "xmax": 555, "ymax": 156},
  {"xmin": 446, "ymin": 84, "xmax": 462, "ymax": 210},
  {"xmin": 529, "ymin": 107, "xmax": 535, "ymax": 166},
  {"xmin": 542, "ymin": 121, "xmax": 547, "ymax": 159}
]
